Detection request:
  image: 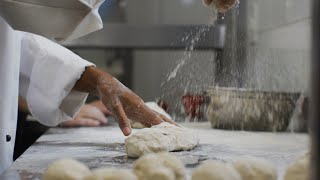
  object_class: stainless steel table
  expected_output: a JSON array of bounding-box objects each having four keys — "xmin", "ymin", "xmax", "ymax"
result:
[{"xmin": 0, "ymin": 123, "xmax": 309, "ymax": 180}]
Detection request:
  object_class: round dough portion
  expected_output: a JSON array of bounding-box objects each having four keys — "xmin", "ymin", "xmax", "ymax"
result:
[
  {"xmin": 284, "ymin": 153, "xmax": 309, "ymax": 180},
  {"xmin": 125, "ymin": 122, "xmax": 199, "ymax": 158},
  {"xmin": 133, "ymin": 152, "xmax": 185, "ymax": 180},
  {"xmin": 233, "ymin": 157, "xmax": 277, "ymax": 180},
  {"xmin": 192, "ymin": 161, "xmax": 241, "ymax": 180},
  {"xmin": 43, "ymin": 159, "xmax": 91, "ymax": 180},
  {"xmin": 84, "ymin": 168, "xmax": 137, "ymax": 180}
]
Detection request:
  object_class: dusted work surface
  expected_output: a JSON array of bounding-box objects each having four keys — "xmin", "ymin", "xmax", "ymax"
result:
[{"xmin": 1, "ymin": 122, "xmax": 309, "ymax": 180}]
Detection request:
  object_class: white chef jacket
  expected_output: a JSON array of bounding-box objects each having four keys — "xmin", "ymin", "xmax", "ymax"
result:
[{"xmin": 0, "ymin": 18, "xmax": 95, "ymax": 174}]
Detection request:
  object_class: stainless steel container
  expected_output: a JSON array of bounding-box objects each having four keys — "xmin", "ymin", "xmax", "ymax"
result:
[{"xmin": 205, "ymin": 87, "xmax": 300, "ymax": 131}]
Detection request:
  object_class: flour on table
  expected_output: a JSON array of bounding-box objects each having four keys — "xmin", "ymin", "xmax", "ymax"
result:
[
  {"xmin": 233, "ymin": 157, "xmax": 277, "ymax": 180},
  {"xmin": 192, "ymin": 161, "xmax": 241, "ymax": 180},
  {"xmin": 133, "ymin": 152, "xmax": 186, "ymax": 180},
  {"xmin": 43, "ymin": 159, "xmax": 91, "ymax": 180},
  {"xmin": 125, "ymin": 122, "xmax": 199, "ymax": 158},
  {"xmin": 84, "ymin": 168, "xmax": 137, "ymax": 180}
]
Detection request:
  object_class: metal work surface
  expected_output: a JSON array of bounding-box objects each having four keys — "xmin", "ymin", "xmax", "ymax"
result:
[{"xmin": 1, "ymin": 123, "xmax": 309, "ymax": 180}]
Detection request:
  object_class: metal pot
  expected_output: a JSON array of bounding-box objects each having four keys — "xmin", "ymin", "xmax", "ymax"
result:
[{"xmin": 205, "ymin": 87, "xmax": 300, "ymax": 131}]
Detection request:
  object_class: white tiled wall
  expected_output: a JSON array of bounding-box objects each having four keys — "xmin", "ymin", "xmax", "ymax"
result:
[{"xmin": 247, "ymin": 0, "xmax": 311, "ymax": 92}]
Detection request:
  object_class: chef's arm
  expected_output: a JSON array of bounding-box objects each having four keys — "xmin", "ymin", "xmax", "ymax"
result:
[{"xmin": 73, "ymin": 66, "xmax": 175, "ymax": 136}]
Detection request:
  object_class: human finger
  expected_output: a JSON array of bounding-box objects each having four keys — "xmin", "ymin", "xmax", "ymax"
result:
[
  {"xmin": 153, "ymin": 111, "xmax": 180, "ymax": 127},
  {"xmin": 83, "ymin": 106, "xmax": 108, "ymax": 124},
  {"xmin": 112, "ymin": 100, "xmax": 131, "ymax": 136},
  {"xmin": 203, "ymin": 0, "xmax": 213, "ymax": 6}
]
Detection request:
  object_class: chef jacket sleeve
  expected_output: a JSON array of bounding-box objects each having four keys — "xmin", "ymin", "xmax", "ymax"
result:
[{"xmin": 18, "ymin": 31, "xmax": 95, "ymax": 126}]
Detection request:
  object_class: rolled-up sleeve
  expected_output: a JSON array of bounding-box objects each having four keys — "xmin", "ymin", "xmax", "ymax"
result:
[{"xmin": 18, "ymin": 31, "xmax": 95, "ymax": 126}]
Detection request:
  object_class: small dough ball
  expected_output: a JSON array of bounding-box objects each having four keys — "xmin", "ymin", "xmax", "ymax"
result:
[
  {"xmin": 192, "ymin": 161, "xmax": 241, "ymax": 180},
  {"xmin": 43, "ymin": 159, "xmax": 91, "ymax": 180},
  {"xmin": 133, "ymin": 152, "xmax": 185, "ymax": 180},
  {"xmin": 284, "ymin": 153, "xmax": 310, "ymax": 180},
  {"xmin": 233, "ymin": 157, "xmax": 277, "ymax": 180},
  {"xmin": 84, "ymin": 168, "xmax": 137, "ymax": 180}
]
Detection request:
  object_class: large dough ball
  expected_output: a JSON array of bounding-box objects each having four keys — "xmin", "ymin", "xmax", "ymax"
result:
[
  {"xmin": 43, "ymin": 159, "xmax": 91, "ymax": 180},
  {"xmin": 84, "ymin": 168, "xmax": 137, "ymax": 180},
  {"xmin": 133, "ymin": 152, "xmax": 186, "ymax": 180},
  {"xmin": 284, "ymin": 153, "xmax": 310, "ymax": 180},
  {"xmin": 192, "ymin": 161, "xmax": 241, "ymax": 180},
  {"xmin": 233, "ymin": 157, "xmax": 277, "ymax": 180},
  {"xmin": 125, "ymin": 122, "xmax": 199, "ymax": 158}
]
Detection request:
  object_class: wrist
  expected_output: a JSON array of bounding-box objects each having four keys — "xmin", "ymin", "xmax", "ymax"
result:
[{"xmin": 74, "ymin": 66, "xmax": 102, "ymax": 96}]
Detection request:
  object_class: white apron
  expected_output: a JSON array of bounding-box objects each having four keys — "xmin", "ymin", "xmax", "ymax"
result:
[{"xmin": 0, "ymin": 0, "xmax": 104, "ymax": 174}]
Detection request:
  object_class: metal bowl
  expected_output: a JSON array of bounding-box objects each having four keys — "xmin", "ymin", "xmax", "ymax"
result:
[{"xmin": 205, "ymin": 87, "xmax": 300, "ymax": 131}]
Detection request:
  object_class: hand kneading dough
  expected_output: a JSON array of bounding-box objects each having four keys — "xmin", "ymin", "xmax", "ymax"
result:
[
  {"xmin": 125, "ymin": 122, "xmax": 199, "ymax": 157},
  {"xmin": 284, "ymin": 153, "xmax": 309, "ymax": 180},
  {"xmin": 131, "ymin": 102, "xmax": 172, "ymax": 129},
  {"xmin": 43, "ymin": 159, "xmax": 91, "ymax": 180},
  {"xmin": 133, "ymin": 152, "xmax": 186, "ymax": 180},
  {"xmin": 84, "ymin": 168, "xmax": 137, "ymax": 180},
  {"xmin": 192, "ymin": 161, "xmax": 241, "ymax": 180},
  {"xmin": 233, "ymin": 157, "xmax": 277, "ymax": 180}
]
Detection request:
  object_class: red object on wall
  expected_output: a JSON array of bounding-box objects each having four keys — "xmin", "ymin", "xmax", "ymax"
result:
[{"xmin": 182, "ymin": 94, "xmax": 205, "ymax": 118}]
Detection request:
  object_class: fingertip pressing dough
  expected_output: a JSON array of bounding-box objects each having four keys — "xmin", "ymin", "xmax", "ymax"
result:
[
  {"xmin": 43, "ymin": 159, "xmax": 91, "ymax": 180},
  {"xmin": 284, "ymin": 153, "xmax": 310, "ymax": 180},
  {"xmin": 233, "ymin": 157, "xmax": 277, "ymax": 180},
  {"xmin": 133, "ymin": 152, "xmax": 186, "ymax": 180},
  {"xmin": 84, "ymin": 168, "xmax": 137, "ymax": 180},
  {"xmin": 192, "ymin": 161, "xmax": 241, "ymax": 180},
  {"xmin": 125, "ymin": 122, "xmax": 199, "ymax": 158}
]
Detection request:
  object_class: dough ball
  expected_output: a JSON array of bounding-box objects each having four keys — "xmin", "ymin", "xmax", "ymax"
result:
[
  {"xmin": 284, "ymin": 153, "xmax": 310, "ymax": 180},
  {"xmin": 192, "ymin": 161, "xmax": 241, "ymax": 180},
  {"xmin": 43, "ymin": 159, "xmax": 91, "ymax": 180},
  {"xmin": 233, "ymin": 157, "xmax": 277, "ymax": 180},
  {"xmin": 125, "ymin": 122, "xmax": 199, "ymax": 158},
  {"xmin": 84, "ymin": 168, "xmax": 137, "ymax": 180},
  {"xmin": 133, "ymin": 152, "xmax": 186, "ymax": 180}
]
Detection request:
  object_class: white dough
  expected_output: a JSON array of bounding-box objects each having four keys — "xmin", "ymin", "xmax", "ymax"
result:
[
  {"xmin": 133, "ymin": 152, "xmax": 186, "ymax": 180},
  {"xmin": 233, "ymin": 157, "xmax": 277, "ymax": 180},
  {"xmin": 192, "ymin": 161, "xmax": 241, "ymax": 180},
  {"xmin": 125, "ymin": 122, "xmax": 199, "ymax": 158},
  {"xmin": 43, "ymin": 159, "xmax": 91, "ymax": 180},
  {"xmin": 284, "ymin": 153, "xmax": 309, "ymax": 180},
  {"xmin": 84, "ymin": 168, "xmax": 137, "ymax": 180}
]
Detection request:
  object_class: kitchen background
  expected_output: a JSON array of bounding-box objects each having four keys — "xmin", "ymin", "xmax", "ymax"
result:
[{"xmin": 64, "ymin": 0, "xmax": 311, "ymax": 113}]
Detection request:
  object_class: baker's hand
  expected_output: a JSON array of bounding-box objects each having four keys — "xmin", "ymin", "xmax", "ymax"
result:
[
  {"xmin": 74, "ymin": 67, "xmax": 175, "ymax": 136},
  {"xmin": 97, "ymin": 72, "xmax": 177, "ymax": 136},
  {"xmin": 62, "ymin": 104, "xmax": 108, "ymax": 127},
  {"xmin": 203, "ymin": 0, "xmax": 237, "ymax": 13},
  {"xmin": 203, "ymin": 0, "xmax": 214, "ymax": 6},
  {"xmin": 89, "ymin": 100, "xmax": 113, "ymax": 116}
]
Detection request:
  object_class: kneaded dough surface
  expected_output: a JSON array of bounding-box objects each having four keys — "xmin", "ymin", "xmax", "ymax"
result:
[
  {"xmin": 284, "ymin": 153, "xmax": 309, "ymax": 180},
  {"xmin": 192, "ymin": 161, "xmax": 241, "ymax": 180},
  {"xmin": 84, "ymin": 168, "xmax": 137, "ymax": 180},
  {"xmin": 125, "ymin": 122, "xmax": 199, "ymax": 158},
  {"xmin": 133, "ymin": 152, "xmax": 185, "ymax": 180},
  {"xmin": 233, "ymin": 157, "xmax": 277, "ymax": 180},
  {"xmin": 43, "ymin": 159, "xmax": 91, "ymax": 180}
]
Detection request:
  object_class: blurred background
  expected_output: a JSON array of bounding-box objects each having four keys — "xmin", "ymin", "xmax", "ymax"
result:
[{"xmin": 63, "ymin": 0, "xmax": 311, "ymax": 115}]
